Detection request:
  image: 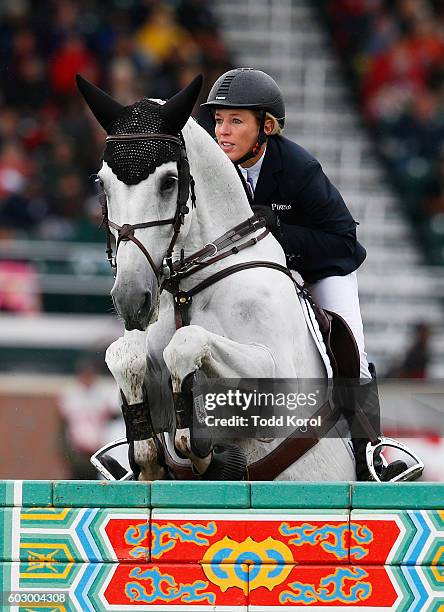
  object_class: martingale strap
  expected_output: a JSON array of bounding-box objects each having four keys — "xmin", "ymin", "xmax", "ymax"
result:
[
  {"xmin": 164, "ymin": 258, "xmax": 295, "ymax": 329},
  {"xmin": 171, "ymin": 215, "xmax": 268, "ymax": 275}
]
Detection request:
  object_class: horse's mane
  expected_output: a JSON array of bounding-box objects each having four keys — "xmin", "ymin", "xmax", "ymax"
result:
[{"xmin": 181, "ymin": 118, "xmax": 252, "ymax": 222}]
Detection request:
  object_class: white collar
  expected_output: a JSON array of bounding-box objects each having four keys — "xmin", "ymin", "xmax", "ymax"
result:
[{"xmin": 239, "ymin": 147, "xmax": 266, "ymax": 189}]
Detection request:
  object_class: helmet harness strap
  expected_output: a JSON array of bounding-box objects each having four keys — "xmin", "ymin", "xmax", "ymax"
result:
[
  {"xmin": 211, "ymin": 109, "xmax": 268, "ymax": 166},
  {"xmin": 233, "ymin": 110, "xmax": 267, "ymax": 166}
]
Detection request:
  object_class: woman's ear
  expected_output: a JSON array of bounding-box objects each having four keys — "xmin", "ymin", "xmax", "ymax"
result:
[{"xmin": 264, "ymin": 118, "xmax": 274, "ymax": 135}]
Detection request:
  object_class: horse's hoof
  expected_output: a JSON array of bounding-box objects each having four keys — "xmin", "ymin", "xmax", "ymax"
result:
[
  {"xmin": 99, "ymin": 455, "xmax": 134, "ymax": 480},
  {"xmin": 201, "ymin": 444, "xmax": 247, "ymax": 481}
]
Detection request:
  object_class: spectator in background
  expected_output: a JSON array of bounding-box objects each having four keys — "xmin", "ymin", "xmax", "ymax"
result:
[
  {"xmin": 0, "ymin": 140, "xmax": 39, "ymax": 234},
  {"xmin": 49, "ymin": 33, "xmax": 98, "ymax": 97},
  {"xmin": 0, "ymin": 260, "xmax": 41, "ymax": 313},
  {"xmin": 57, "ymin": 358, "xmax": 120, "ymax": 479},
  {"xmin": 0, "ymin": 0, "xmax": 232, "ymax": 245},
  {"xmin": 323, "ymin": 0, "xmax": 444, "ymax": 264},
  {"xmin": 134, "ymin": 4, "xmax": 197, "ymax": 67},
  {"xmin": 362, "ymin": 38, "xmax": 427, "ymax": 121}
]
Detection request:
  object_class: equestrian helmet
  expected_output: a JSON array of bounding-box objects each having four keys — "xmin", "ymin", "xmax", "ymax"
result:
[{"xmin": 202, "ymin": 68, "xmax": 285, "ymax": 127}]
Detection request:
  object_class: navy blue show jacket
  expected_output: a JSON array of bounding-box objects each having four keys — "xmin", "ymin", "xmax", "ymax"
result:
[{"xmin": 253, "ymin": 135, "xmax": 366, "ymax": 283}]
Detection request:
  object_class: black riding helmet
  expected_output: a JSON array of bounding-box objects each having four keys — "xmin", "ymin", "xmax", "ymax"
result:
[{"xmin": 201, "ymin": 68, "xmax": 285, "ymax": 164}]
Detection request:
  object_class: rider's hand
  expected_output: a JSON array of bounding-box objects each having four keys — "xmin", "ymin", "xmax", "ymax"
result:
[
  {"xmin": 252, "ymin": 204, "xmax": 279, "ymax": 234},
  {"xmin": 253, "ymin": 204, "xmax": 294, "ymax": 252}
]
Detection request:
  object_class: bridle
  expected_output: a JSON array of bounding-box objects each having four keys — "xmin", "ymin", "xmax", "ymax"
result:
[
  {"xmin": 94, "ymin": 132, "xmax": 194, "ymax": 283},
  {"xmin": 93, "ymin": 129, "xmax": 284, "ymax": 329}
]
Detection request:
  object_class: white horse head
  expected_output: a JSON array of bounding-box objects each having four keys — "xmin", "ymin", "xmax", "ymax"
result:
[
  {"xmin": 78, "ymin": 75, "xmax": 356, "ymax": 482},
  {"xmin": 77, "ymin": 74, "xmax": 253, "ymax": 332}
]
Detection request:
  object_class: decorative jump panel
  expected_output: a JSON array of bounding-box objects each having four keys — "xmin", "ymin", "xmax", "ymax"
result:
[
  {"xmin": 0, "ymin": 563, "xmax": 443, "ymax": 610},
  {"xmin": 351, "ymin": 509, "xmax": 444, "ymax": 566},
  {"xmin": 151, "ymin": 509, "xmax": 350, "ymax": 565},
  {"xmin": 7, "ymin": 506, "xmax": 150, "ymax": 563},
  {"xmin": 1, "ymin": 480, "xmax": 444, "ymax": 610}
]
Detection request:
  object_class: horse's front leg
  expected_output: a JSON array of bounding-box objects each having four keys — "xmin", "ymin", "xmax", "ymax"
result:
[
  {"xmin": 163, "ymin": 324, "xmax": 276, "ymax": 476},
  {"xmin": 106, "ymin": 329, "xmax": 165, "ymax": 481}
]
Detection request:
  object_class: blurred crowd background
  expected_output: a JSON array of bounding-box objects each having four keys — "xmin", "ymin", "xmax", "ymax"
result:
[
  {"xmin": 2, "ymin": 0, "xmax": 444, "ymax": 299},
  {"xmin": 0, "ymin": 0, "xmax": 232, "ymax": 246},
  {"xmin": 322, "ymin": 0, "xmax": 444, "ymax": 265},
  {"xmin": 0, "ymin": 0, "xmax": 235, "ymax": 478},
  {"xmin": 1, "ymin": 0, "xmax": 443, "ymax": 479}
]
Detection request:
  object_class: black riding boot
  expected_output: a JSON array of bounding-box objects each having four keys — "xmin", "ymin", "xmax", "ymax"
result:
[{"xmin": 348, "ymin": 364, "xmax": 408, "ymax": 481}]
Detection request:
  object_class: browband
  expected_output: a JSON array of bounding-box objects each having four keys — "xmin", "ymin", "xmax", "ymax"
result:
[{"xmin": 105, "ymin": 133, "xmax": 182, "ymax": 145}]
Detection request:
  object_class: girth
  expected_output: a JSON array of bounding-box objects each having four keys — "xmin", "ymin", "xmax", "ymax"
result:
[{"xmin": 162, "ymin": 398, "xmax": 340, "ymax": 481}]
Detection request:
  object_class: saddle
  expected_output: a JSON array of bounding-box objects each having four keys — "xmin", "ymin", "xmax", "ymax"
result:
[{"xmin": 301, "ymin": 290, "xmax": 361, "ymax": 379}]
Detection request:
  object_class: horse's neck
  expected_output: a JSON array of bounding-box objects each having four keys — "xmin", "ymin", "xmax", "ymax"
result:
[{"xmin": 179, "ymin": 121, "xmax": 254, "ymax": 252}]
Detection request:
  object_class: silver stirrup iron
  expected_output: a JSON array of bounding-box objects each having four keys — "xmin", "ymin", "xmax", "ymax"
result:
[
  {"xmin": 366, "ymin": 437, "xmax": 424, "ymax": 482},
  {"xmin": 90, "ymin": 437, "xmax": 133, "ymax": 481}
]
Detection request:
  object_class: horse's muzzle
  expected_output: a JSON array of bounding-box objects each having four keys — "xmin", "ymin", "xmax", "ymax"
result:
[{"xmin": 111, "ymin": 287, "xmax": 154, "ymax": 331}]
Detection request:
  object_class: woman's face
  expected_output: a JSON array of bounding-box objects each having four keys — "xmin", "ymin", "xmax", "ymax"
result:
[{"xmin": 214, "ymin": 108, "xmax": 260, "ymax": 163}]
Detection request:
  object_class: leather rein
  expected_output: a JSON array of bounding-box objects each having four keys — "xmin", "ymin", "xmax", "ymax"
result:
[{"xmin": 95, "ymin": 129, "xmax": 340, "ymax": 480}]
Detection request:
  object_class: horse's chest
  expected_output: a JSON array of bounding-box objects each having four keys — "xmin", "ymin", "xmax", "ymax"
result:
[{"xmin": 146, "ymin": 307, "xmax": 176, "ymax": 364}]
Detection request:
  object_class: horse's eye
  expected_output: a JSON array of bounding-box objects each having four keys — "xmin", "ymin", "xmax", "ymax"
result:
[{"xmin": 160, "ymin": 176, "xmax": 178, "ymax": 193}]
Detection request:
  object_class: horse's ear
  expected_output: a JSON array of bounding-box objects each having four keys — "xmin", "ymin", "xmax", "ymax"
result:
[
  {"xmin": 160, "ymin": 74, "xmax": 203, "ymax": 133},
  {"xmin": 76, "ymin": 74, "xmax": 124, "ymax": 132}
]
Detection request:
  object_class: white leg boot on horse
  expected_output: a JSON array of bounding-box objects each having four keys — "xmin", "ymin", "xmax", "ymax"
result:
[{"xmin": 105, "ymin": 330, "xmax": 165, "ymax": 481}]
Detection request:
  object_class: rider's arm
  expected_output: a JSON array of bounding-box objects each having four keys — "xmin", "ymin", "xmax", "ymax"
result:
[{"xmin": 278, "ymin": 160, "xmax": 365, "ymax": 275}]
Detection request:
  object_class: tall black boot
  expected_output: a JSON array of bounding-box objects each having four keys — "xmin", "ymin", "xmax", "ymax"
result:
[{"xmin": 348, "ymin": 364, "xmax": 408, "ymax": 481}]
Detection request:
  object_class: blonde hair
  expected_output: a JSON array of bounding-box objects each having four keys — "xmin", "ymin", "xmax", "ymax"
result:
[{"xmin": 254, "ymin": 111, "xmax": 283, "ymax": 135}]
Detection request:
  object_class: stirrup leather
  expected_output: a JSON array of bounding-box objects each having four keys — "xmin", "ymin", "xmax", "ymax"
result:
[{"xmin": 366, "ymin": 437, "xmax": 424, "ymax": 482}]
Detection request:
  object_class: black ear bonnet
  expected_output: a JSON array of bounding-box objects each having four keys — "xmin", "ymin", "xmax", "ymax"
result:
[{"xmin": 104, "ymin": 100, "xmax": 182, "ymax": 186}]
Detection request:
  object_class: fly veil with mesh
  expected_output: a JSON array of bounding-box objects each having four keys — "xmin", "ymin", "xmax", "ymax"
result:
[{"xmin": 103, "ymin": 100, "xmax": 182, "ymax": 185}]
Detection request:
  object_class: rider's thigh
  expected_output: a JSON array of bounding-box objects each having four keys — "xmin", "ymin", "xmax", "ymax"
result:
[{"xmin": 307, "ymin": 272, "xmax": 371, "ymax": 380}]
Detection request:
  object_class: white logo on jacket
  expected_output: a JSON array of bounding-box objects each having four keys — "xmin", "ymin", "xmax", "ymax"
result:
[{"xmin": 271, "ymin": 202, "xmax": 292, "ymax": 211}]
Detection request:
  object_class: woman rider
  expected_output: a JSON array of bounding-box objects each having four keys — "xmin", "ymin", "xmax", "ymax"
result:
[{"xmin": 202, "ymin": 67, "xmax": 420, "ymax": 481}]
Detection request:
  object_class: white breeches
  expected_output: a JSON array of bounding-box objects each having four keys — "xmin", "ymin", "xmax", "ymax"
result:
[{"xmin": 307, "ymin": 271, "xmax": 371, "ymax": 380}]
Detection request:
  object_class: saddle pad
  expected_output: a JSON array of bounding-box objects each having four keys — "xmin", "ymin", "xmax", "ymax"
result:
[{"xmin": 296, "ymin": 287, "xmax": 334, "ymax": 379}]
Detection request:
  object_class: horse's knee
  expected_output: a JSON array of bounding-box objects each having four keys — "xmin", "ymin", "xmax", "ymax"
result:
[
  {"xmin": 165, "ymin": 325, "xmax": 210, "ymax": 358},
  {"xmin": 106, "ymin": 336, "xmax": 146, "ymax": 392},
  {"xmin": 163, "ymin": 325, "xmax": 211, "ymax": 387}
]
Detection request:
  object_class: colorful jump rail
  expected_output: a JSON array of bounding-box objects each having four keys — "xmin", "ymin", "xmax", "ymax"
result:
[{"xmin": 0, "ymin": 481, "xmax": 443, "ymax": 611}]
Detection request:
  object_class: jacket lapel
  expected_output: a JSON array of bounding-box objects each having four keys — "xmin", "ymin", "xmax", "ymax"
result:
[{"xmin": 253, "ymin": 137, "xmax": 283, "ymax": 206}]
